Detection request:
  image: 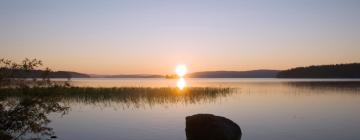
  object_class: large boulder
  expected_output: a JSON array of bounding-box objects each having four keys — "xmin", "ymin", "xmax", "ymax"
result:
[{"xmin": 185, "ymin": 114, "xmax": 242, "ymax": 140}]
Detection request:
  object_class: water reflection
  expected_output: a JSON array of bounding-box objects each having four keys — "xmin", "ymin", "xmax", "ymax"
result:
[
  {"xmin": 284, "ymin": 81, "xmax": 360, "ymax": 89},
  {"xmin": 0, "ymin": 87, "xmax": 232, "ymax": 139},
  {"xmin": 1, "ymin": 80, "xmax": 360, "ymax": 140},
  {"xmin": 177, "ymin": 78, "xmax": 187, "ymax": 90},
  {"xmin": 0, "ymin": 97, "xmax": 69, "ymax": 140}
]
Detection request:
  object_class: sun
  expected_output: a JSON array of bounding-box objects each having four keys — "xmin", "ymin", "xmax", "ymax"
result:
[{"xmin": 175, "ymin": 64, "xmax": 187, "ymax": 77}]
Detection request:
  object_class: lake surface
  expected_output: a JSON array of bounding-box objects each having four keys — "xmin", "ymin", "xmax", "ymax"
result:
[{"xmin": 4, "ymin": 78, "xmax": 360, "ymax": 140}]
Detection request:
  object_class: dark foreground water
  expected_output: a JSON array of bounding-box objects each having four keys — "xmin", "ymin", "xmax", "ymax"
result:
[{"xmin": 2, "ymin": 78, "xmax": 360, "ymax": 140}]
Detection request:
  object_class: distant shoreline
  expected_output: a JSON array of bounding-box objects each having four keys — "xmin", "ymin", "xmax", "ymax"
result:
[{"xmin": 3, "ymin": 63, "xmax": 360, "ymax": 79}]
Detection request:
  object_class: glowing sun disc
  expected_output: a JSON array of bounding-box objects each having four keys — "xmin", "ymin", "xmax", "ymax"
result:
[{"xmin": 175, "ymin": 64, "xmax": 187, "ymax": 77}]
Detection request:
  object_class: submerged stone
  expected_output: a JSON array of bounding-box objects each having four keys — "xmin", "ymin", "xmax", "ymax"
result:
[{"xmin": 185, "ymin": 114, "xmax": 242, "ymax": 140}]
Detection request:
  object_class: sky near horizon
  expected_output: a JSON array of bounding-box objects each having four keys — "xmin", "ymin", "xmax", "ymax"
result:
[{"xmin": 1, "ymin": 0, "xmax": 360, "ymax": 74}]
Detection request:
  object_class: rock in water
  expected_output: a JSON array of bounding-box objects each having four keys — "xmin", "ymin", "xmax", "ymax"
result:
[{"xmin": 185, "ymin": 114, "xmax": 242, "ymax": 140}]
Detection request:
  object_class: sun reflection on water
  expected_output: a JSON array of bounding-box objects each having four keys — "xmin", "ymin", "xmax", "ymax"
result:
[{"xmin": 177, "ymin": 78, "xmax": 186, "ymax": 90}]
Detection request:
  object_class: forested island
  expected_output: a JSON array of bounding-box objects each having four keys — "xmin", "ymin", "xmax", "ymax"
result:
[{"xmin": 277, "ymin": 63, "xmax": 360, "ymax": 78}]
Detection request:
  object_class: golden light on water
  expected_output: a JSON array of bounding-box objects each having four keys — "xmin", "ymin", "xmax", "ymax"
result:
[
  {"xmin": 175, "ymin": 64, "xmax": 188, "ymax": 90},
  {"xmin": 177, "ymin": 78, "xmax": 186, "ymax": 90},
  {"xmin": 175, "ymin": 64, "xmax": 187, "ymax": 77}
]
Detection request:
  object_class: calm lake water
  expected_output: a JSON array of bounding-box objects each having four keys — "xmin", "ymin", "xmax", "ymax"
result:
[{"xmin": 5, "ymin": 78, "xmax": 360, "ymax": 140}]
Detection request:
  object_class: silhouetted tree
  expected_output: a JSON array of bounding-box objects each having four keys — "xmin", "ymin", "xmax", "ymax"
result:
[
  {"xmin": 1, "ymin": 58, "xmax": 43, "ymax": 87},
  {"xmin": 0, "ymin": 58, "xmax": 71, "ymax": 88}
]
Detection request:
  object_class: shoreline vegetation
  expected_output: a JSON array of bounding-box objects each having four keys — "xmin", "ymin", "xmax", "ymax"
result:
[{"xmin": 0, "ymin": 86, "xmax": 234, "ymax": 105}]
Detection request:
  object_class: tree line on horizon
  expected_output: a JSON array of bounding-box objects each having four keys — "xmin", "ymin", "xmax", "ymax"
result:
[
  {"xmin": 277, "ymin": 63, "xmax": 360, "ymax": 78},
  {"xmin": 2, "ymin": 58, "xmax": 360, "ymax": 78}
]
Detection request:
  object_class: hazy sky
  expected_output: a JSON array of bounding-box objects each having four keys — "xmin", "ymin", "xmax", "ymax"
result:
[{"xmin": 1, "ymin": 0, "xmax": 360, "ymax": 74}]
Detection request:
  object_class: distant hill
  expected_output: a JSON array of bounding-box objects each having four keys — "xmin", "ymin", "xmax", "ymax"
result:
[
  {"xmin": 99, "ymin": 74, "xmax": 163, "ymax": 78},
  {"xmin": 187, "ymin": 70, "xmax": 280, "ymax": 78},
  {"xmin": 49, "ymin": 71, "xmax": 90, "ymax": 78},
  {"xmin": 277, "ymin": 63, "xmax": 360, "ymax": 78},
  {"xmin": 1, "ymin": 69, "xmax": 90, "ymax": 78}
]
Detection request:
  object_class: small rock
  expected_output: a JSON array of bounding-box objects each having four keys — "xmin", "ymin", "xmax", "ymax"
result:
[{"xmin": 186, "ymin": 114, "xmax": 242, "ymax": 140}]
